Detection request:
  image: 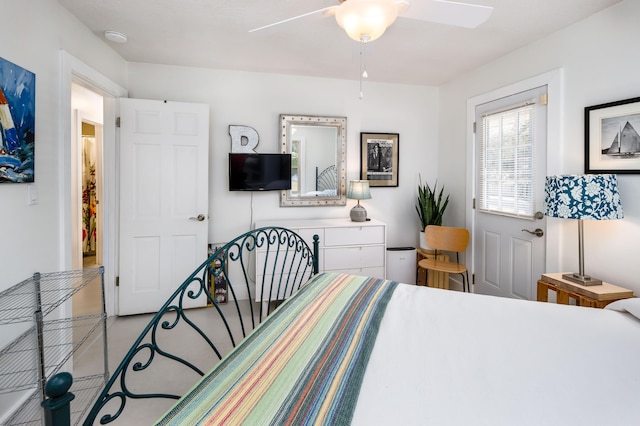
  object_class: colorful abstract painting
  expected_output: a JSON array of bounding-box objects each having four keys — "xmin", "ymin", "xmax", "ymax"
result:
[{"xmin": 0, "ymin": 57, "xmax": 35, "ymax": 183}]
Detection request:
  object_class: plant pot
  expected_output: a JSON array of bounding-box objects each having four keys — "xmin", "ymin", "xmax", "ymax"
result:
[{"xmin": 419, "ymin": 231, "xmax": 433, "ymax": 250}]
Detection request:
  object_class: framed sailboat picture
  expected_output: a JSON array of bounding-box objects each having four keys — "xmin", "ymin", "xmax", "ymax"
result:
[
  {"xmin": 0, "ymin": 57, "xmax": 35, "ymax": 183},
  {"xmin": 585, "ymin": 96, "xmax": 640, "ymax": 174}
]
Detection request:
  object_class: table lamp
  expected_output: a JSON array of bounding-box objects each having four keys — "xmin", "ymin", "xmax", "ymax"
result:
[
  {"xmin": 347, "ymin": 180, "xmax": 371, "ymax": 222},
  {"xmin": 544, "ymin": 174, "xmax": 623, "ymax": 286}
]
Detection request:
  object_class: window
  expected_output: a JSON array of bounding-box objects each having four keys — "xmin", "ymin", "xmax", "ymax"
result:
[{"xmin": 478, "ymin": 102, "xmax": 535, "ymax": 218}]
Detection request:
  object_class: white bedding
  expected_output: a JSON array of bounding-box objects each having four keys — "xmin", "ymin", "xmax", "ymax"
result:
[
  {"xmin": 353, "ymin": 283, "xmax": 640, "ymax": 425},
  {"xmin": 606, "ymin": 297, "xmax": 640, "ymax": 319}
]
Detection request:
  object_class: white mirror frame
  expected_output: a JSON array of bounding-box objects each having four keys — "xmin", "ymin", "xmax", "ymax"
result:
[{"xmin": 280, "ymin": 114, "xmax": 347, "ymax": 207}]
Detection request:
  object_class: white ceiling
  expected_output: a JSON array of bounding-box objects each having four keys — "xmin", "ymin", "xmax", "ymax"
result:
[{"xmin": 57, "ymin": 0, "xmax": 622, "ymax": 86}]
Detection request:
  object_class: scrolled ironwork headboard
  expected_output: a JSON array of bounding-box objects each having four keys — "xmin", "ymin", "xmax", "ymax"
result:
[{"xmin": 74, "ymin": 226, "xmax": 318, "ymax": 426}]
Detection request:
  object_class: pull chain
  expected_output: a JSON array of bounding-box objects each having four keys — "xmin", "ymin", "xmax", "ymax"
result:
[{"xmin": 359, "ymin": 36, "xmax": 370, "ymax": 99}]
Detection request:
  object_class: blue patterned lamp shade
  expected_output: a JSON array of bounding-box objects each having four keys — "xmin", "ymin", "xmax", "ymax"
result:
[
  {"xmin": 545, "ymin": 174, "xmax": 624, "ymax": 220},
  {"xmin": 544, "ymin": 174, "xmax": 623, "ymax": 286}
]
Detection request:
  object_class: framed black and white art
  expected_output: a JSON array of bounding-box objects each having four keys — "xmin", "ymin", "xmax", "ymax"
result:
[
  {"xmin": 360, "ymin": 132, "xmax": 399, "ymax": 187},
  {"xmin": 585, "ymin": 96, "xmax": 640, "ymax": 174}
]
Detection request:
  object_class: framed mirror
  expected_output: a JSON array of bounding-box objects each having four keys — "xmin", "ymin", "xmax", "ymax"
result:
[{"xmin": 280, "ymin": 114, "xmax": 347, "ymax": 206}]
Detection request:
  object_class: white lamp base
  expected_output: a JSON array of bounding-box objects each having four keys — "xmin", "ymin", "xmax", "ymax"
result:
[{"xmin": 350, "ymin": 204, "xmax": 367, "ymax": 222}]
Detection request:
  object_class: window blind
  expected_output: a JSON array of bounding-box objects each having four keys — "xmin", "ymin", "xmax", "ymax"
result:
[{"xmin": 478, "ymin": 102, "xmax": 536, "ymax": 218}]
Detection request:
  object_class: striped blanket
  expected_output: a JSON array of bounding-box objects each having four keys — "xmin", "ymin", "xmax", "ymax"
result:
[{"xmin": 155, "ymin": 273, "xmax": 398, "ymax": 425}]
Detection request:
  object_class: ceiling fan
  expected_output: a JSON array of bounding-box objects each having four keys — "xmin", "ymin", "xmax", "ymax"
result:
[{"xmin": 249, "ymin": 0, "xmax": 494, "ymax": 43}]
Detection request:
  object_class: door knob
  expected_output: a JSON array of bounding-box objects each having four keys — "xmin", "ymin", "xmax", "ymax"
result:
[
  {"xmin": 521, "ymin": 228, "xmax": 544, "ymax": 237},
  {"xmin": 534, "ymin": 211, "xmax": 544, "ymax": 220},
  {"xmin": 189, "ymin": 214, "xmax": 206, "ymax": 221}
]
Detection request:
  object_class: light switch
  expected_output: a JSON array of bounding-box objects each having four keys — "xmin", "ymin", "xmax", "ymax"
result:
[{"xmin": 27, "ymin": 183, "xmax": 38, "ymax": 205}]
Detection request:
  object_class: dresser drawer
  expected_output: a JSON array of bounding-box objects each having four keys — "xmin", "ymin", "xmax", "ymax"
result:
[
  {"xmin": 295, "ymin": 228, "xmax": 324, "ymax": 250},
  {"xmin": 324, "ymin": 225, "xmax": 384, "ymax": 246},
  {"xmin": 335, "ymin": 266, "xmax": 385, "ymax": 277},
  {"xmin": 324, "ymin": 245, "xmax": 385, "ymax": 271},
  {"xmin": 254, "ymin": 218, "xmax": 386, "ymax": 283}
]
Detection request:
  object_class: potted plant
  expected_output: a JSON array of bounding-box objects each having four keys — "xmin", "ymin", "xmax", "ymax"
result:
[{"xmin": 416, "ymin": 175, "xmax": 449, "ymax": 249}]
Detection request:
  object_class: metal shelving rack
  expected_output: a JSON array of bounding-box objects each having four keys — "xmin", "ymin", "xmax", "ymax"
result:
[{"xmin": 0, "ymin": 267, "xmax": 108, "ymax": 425}]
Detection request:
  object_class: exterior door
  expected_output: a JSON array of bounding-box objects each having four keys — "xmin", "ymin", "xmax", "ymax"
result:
[
  {"xmin": 473, "ymin": 86, "xmax": 547, "ymax": 300},
  {"xmin": 118, "ymin": 98, "xmax": 209, "ymax": 315}
]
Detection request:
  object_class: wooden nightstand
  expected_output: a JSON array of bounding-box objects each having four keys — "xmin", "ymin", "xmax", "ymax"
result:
[{"xmin": 537, "ymin": 273, "xmax": 634, "ymax": 308}]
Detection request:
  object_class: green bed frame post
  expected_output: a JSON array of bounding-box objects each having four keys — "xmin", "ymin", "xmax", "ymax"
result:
[
  {"xmin": 41, "ymin": 372, "xmax": 75, "ymax": 426},
  {"xmin": 313, "ymin": 234, "xmax": 320, "ymax": 274}
]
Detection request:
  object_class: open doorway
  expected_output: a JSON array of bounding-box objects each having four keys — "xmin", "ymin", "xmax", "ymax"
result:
[
  {"xmin": 71, "ymin": 83, "xmax": 105, "ymax": 317},
  {"xmin": 80, "ymin": 121, "xmax": 103, "ymax": 269},
  {"xmin": 61, "ymin": 51, "xmax": 128, "ymax": 317}
]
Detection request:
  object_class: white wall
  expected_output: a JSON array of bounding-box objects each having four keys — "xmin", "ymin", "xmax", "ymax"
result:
[
  {"xmin": 1, "ymin": 0, "xmax": 436, "ymax": 323},
  {"xmin": 439, "ymin": 0, "xmax": 640, "ymax": 292},
  {"xmin": 2, "ymin": 0, "xmax": 634, "ymax": 417},
  {"xmin": 0, "ymin": 0, "xmax": 128, "ymax": 417},
  {"xmin": 4, "ymin": 0, "xmax": 635, "ymax": 299},
  {"xmin": 0, "ymin": 0, "xmax": 127, "ymax": 287},
  {"xmin": 127, "ymin": 64, "xmax": 439, "ymax": 247}
]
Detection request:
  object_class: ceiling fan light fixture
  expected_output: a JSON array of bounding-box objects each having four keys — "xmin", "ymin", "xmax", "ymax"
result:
[{"xmin": 335, "ymin": 0, "xmax": 398, "ymax": 42}]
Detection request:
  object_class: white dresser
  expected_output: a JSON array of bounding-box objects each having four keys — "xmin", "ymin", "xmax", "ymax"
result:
[{"xmin": 254, "ymin": 218, "xmax": 387, "ymax": 279}]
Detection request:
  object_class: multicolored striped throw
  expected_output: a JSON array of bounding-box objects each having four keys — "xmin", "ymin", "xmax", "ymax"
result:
[{"xmin": 155, "ymin": 272, "xmax": 398, "ymax": 425}]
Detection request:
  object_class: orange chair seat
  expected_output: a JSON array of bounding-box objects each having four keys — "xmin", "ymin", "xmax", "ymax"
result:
[
  {"xmin": 420, "ymin": 225, "xmax": 470, "ymax": 292},
  {"xmin": 418, "ymin": 258, "xmax": 467, "ymax": 275}
]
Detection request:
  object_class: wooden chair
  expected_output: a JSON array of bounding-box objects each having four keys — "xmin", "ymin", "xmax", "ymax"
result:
[{"xmin": 418, "ymin": 225, "xmax": 470, "ymax": 292}]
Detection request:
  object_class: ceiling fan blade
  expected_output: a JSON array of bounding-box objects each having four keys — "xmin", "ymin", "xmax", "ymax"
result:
[
  {"xmin": 249, "ymin": 6, "xmax": 338, "ymax": 33},
  {"xmin": 400, "ymin": 0, "xmax": 493, "ymax": 29}
]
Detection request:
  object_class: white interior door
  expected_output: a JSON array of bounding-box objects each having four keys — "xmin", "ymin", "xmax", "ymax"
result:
[
  {"xmin": 473, "ymin": 86, "xmax": 547, "ymax": 300},
  {"xmin": 118, "ymin": 98, "xmax": 209, "ymax": 315}
]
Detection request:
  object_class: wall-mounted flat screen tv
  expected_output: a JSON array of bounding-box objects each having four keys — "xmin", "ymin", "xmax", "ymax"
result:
[{"xmin": 228, "ymin": 153, "xmax": 292, "ymax": 191}]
